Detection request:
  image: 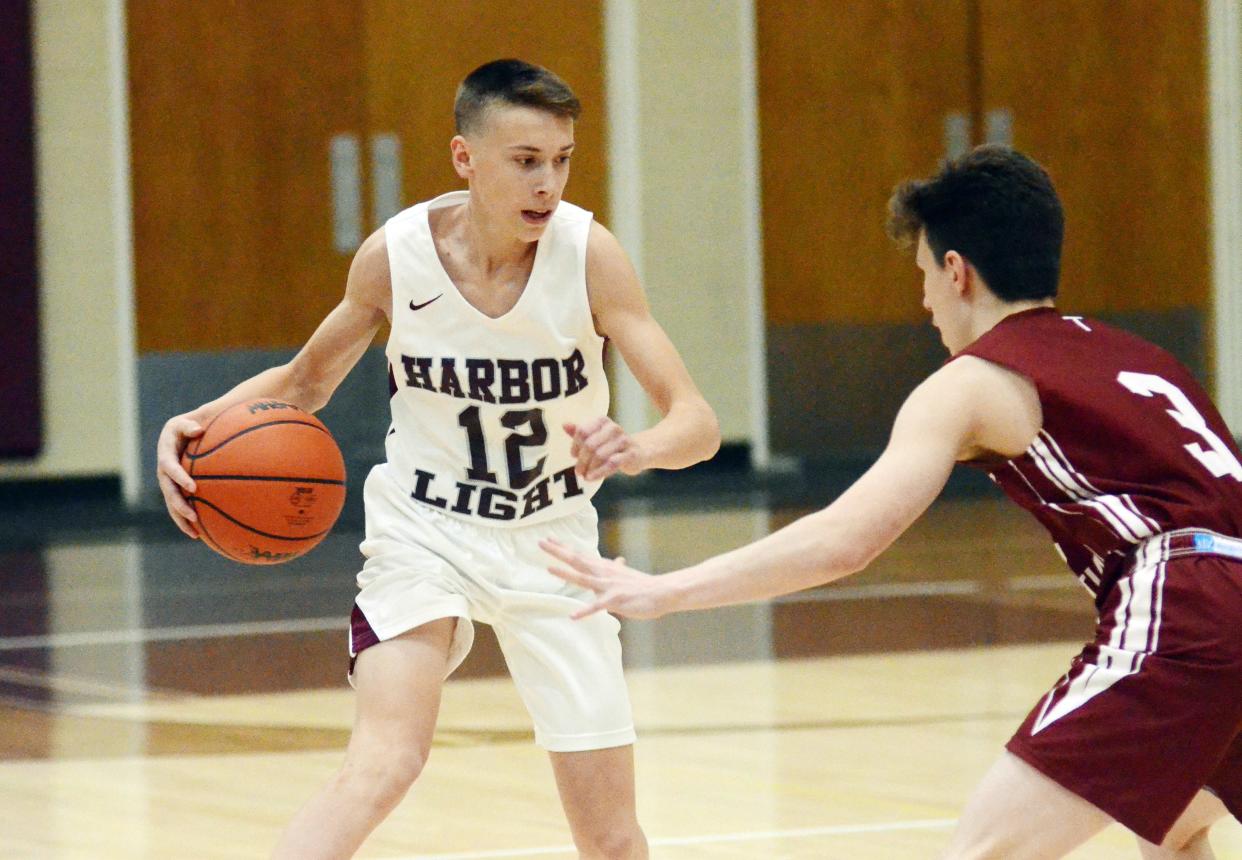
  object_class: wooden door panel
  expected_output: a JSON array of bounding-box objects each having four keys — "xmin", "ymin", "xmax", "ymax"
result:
[
  {"xmin": 361, "ymin": 1, "xmax": 608, "ymax": 224},
  {"xmin": 978, "ymin": 0, "xmax": 1208, "ymax": 315},
  {"xmin": 758, "ymin": 0, "xmax": 972, "ymax": 326},
  {"xmin": 129, "ymin": 3, "xmax": 367, "ymax": 352}
]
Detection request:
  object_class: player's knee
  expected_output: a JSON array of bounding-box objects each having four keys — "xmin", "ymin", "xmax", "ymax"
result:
[
  {"xmin": 386, "ymin": 747, "xmax": 430, "ymax": 789},
  {"xmin": 572, "ymin": 820, "xmax": 645, "ymax": 859},
  {"xmin": 1143, "ymin": 824, "xmax": 1211, "ymax": 857},
  {"xmin": 337, "ymin": 746, "xmax": 429, "ymax": 808},
  {"xmin": 940, "ymin": 826, "xmax": 1017, "ymax": 860}
]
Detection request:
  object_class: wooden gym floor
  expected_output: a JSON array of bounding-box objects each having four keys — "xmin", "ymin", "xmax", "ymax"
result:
[{"xmin": 2, "ymin": 481, "xmax": 1241, "ymax": 858}]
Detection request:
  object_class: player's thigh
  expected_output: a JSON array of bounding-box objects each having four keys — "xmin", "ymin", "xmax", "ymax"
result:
[
  {"xmin": 349, "ymin": 617, "xmax": 457, "ymax": 760},
  {"xmin": 488, "ymin": 510, "xmax": 635, "ymax": 753},
  {"xmin": 1137, "ymin": 789, "xmax": 1229, "ymax": 858},
  {"xmin": 493, "ymin": 604, "xmax": 635, "ymax": 752},
  {"xmin": 943, "ymin": 750, "xmax": 1111, "ymax": 860},
  {"xmin": 549, "ymin": 746, "xmax": 639, "ymax": 832}
]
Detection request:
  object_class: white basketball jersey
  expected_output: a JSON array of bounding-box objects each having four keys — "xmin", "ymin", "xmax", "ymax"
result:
[{"xmin": 382, "ymin": 191, "xmax": 609, "ymax": 526}]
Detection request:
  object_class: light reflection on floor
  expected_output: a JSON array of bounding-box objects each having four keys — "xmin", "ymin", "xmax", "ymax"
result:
[
  {"xmin": 0, "ymin": 493, "xmax": 1097, "ymax": 751},
  {"xmin": 1, "ymin": 494, "xmax": 1096, "ymax": 713}
]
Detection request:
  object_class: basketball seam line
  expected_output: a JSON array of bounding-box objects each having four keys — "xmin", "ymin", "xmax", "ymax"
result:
[
  {"xmin": 191, "ymin": 475, "xmax": 345, "ymax": 485},
  {"xmin": 188, "ymin": 495, "xmax": 229, "ymax": 558},
  {"xmin": 192, "ymin": 404, "xmax": 291, "ymax": 458},
  {"xmin": 187, "ymin": 496, "xmax": 334, "ymax": 542},
  {"xmin": 196, "ymin": 522, "xmax": 227, "ymax": 557},
  {"xmin": 186, "ymin": 419, "xmax": 332, "ymax": 459},
  {"xmin": 182, "ymin": 431, "xmax": 223, "ymax": 552}
]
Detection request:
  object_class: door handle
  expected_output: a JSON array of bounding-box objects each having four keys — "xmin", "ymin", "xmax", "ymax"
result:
[
  {"xmin": 329, "ymin": 133, "xmax": 363, "ymax": 253},
  {"xmin": 371, "ymin": 133, "xmax": 403, "ymax": 226},
  {"xmin": 944, "ymin": 111, "xmax": 971, "ymax": 163},
  {"xmin": 985, "ymin": 108, "xmax": 1014, "ymax": 147}
]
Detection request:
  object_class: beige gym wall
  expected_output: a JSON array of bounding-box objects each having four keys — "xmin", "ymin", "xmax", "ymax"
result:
[
  {"xmin": 8, "ymin": 0, "xmax": 764, "ymax": 489},
  {"xmin": 10, "ymin": 1, "xmax": 1241, "ymax": 486},
  {"xmin": 0, "ymin": 0, "xmax": 133, "ymax": 482},
  {"xmin": 609, "ymin": 0, "xmax": 763, "ymax": 449}
]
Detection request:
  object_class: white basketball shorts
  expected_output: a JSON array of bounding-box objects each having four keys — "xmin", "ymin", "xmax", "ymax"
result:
[{"xmin": 349, "ymin": 463, "xmax": 635, "ymax": 753}]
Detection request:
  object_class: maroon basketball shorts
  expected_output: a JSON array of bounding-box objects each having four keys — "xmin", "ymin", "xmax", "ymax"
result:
[{"xmin": 1006, "ymin": 530, "xmax": 1242, "ymax": 844}]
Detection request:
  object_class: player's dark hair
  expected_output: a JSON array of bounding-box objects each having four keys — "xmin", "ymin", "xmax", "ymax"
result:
[
  {"xmin": 887, "ymin": 145, "xmax": 1064, "ymax": 301},
  {"xmin": 454, "ymin": 59, "xmax": 581, "ymax": 136}
]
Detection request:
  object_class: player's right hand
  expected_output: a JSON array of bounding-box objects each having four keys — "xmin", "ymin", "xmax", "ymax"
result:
[{"xmin": 156, "ymin": 415, "xmax": 204, "ymax": 539}]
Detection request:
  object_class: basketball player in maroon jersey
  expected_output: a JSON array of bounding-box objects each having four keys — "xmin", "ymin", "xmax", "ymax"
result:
[{"xmin": 544, "ymin": 145, "xmax": 1242, "ymax": 858}]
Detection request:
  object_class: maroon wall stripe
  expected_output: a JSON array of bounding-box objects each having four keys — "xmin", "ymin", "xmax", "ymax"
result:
[{"xmin": 0, "ymin": 0, "xmax": 43, "ymax": 458}]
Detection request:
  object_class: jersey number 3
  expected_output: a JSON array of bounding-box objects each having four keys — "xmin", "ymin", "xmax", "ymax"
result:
[{"xmin": 1117, "ymin": 371, "xmax": 1242, "ymax": 481}]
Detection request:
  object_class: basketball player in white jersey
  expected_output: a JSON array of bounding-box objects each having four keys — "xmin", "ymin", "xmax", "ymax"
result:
[{"xmin": 155, "ymin": 59, "xmax": 720, "ymax": 859}]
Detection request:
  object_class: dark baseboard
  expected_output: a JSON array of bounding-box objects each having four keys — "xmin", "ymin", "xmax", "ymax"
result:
[
  {"xmin": 0, "ymin": 474, "xmax": 122, "ymax": 507},
  {"xmin": 675, "ymin": 442, "xmax": 753, "ymax": 475},
  {"xmin": 0, "ymin": 474, "xmax": 152, "ymax": 547}
]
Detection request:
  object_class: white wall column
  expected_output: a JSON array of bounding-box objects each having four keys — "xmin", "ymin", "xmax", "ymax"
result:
[
  {"xmin": 736, "ymin": 0, "xmax": 769, "ymax": 467},
  {"xmin": 2, "ymin": 0, "xmax": 129, "ymax": 484},
  {"xmin": 602, "ymin": 0, "xmax": 650, "ymax": 435},
  {"xmin": 107, "ymin": 0, "xmax": 140, "ymax": 503},
  {"xmin": 1209, "ymin": 0, "xmax": 1242, "ymax": 433},
  {"xmin": 602, "ymin": 0, "xmax": 767, "ymax": 461}
]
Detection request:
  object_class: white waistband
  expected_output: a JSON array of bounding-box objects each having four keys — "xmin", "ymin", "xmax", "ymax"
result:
[{"xmin": 1141, "ymin": 528, "xmax": 1242, "ymax": 562}]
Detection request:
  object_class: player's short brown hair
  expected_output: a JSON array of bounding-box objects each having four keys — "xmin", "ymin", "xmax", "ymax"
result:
[
  {"xmin": 887, "ymin": 145, "xmax": 1064, "ymax": 302},
  {"xmin": 454, "ymin": 59, "xmax": 581, "ymax": 136}
]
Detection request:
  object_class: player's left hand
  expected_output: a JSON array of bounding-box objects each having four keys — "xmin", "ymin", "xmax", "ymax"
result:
[
  {"xmin": 541, "ymin": 538, "xmax": 671, "ymax": 619},
  {"xmin": 564, "ymin": 417, "xmax": 643, "ymax": 481}
]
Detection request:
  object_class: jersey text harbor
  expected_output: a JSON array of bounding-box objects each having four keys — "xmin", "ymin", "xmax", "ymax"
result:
[{"xmin": 394, "ymin": 347, "xmax": 592, "ymax": 521}]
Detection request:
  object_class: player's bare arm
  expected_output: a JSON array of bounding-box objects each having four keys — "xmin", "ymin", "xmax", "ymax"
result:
[
  {"xmin": 155, "ymin": 229, "xmax": 392, "ymax": 537},
  {"xmin": 569, "ymin": 221, "xmax": 720, "ymax": 481},
  {"xmin": 544, "ymin": 356, "xmax": 1041, "ymax": 618}
]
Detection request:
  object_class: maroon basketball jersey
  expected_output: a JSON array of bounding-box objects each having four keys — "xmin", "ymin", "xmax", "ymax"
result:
[{"xmin": 955, "ymin": 307, "xmax": 1242, "ymax": 603}]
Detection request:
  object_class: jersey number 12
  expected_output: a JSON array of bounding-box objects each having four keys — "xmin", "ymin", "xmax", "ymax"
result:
[{"xmin": 457, "ymin": 405, "xmax": 547, "ymax": 490}]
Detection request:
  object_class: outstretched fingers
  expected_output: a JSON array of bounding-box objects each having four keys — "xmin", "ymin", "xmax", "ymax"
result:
[
  {"xmin": 541, "ymin": 538, "xmax": 599, "ymax": 584},
  {"xmin": 542, "ymin": 538, "xmax": 612, "ymax": 619},
  {"xmin": 541, "ymin": 538, "xmax": 667, "ymax": 620},
  {"xmin": 570, "ymin": 600, "xmax": 608, "ymax": 621},
  {"xmin": 547, "ymin": 560, "xmax": 595, "ymax": 590}
]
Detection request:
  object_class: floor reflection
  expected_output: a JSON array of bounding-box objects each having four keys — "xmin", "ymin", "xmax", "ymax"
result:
[{"xmin": 0, "ymin": 490, "xmax": 1098, "ymax": 763}]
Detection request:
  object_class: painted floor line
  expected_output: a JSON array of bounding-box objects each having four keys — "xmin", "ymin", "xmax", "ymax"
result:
[
  {"xmin": 0, "ymin": 617, "xmax": 342, "ymax": 651},
  {"xmin": 0, "ymin": 569, "xmax": 1077, "ymax": 652},
  {"xmin": 0, "ymin": 583, "xmax": 976, "ymax": 651},
  {"xmin": 779, "ymin": 579, "xmax": 981, "ymax": 601},
  {"xmin": 393, "ymin": 817, "xmax": 959, "ymax": 859}
]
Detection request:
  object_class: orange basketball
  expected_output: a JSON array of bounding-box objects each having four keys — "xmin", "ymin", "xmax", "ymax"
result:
[{"xmin": 180, "ymin": 399, "xmax": 347, "ymax": 565}]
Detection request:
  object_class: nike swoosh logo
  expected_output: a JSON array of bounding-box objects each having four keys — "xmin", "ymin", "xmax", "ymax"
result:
[{"xmin": 409, "ymin": 294, "xmax": 443, "ymax": 312}]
